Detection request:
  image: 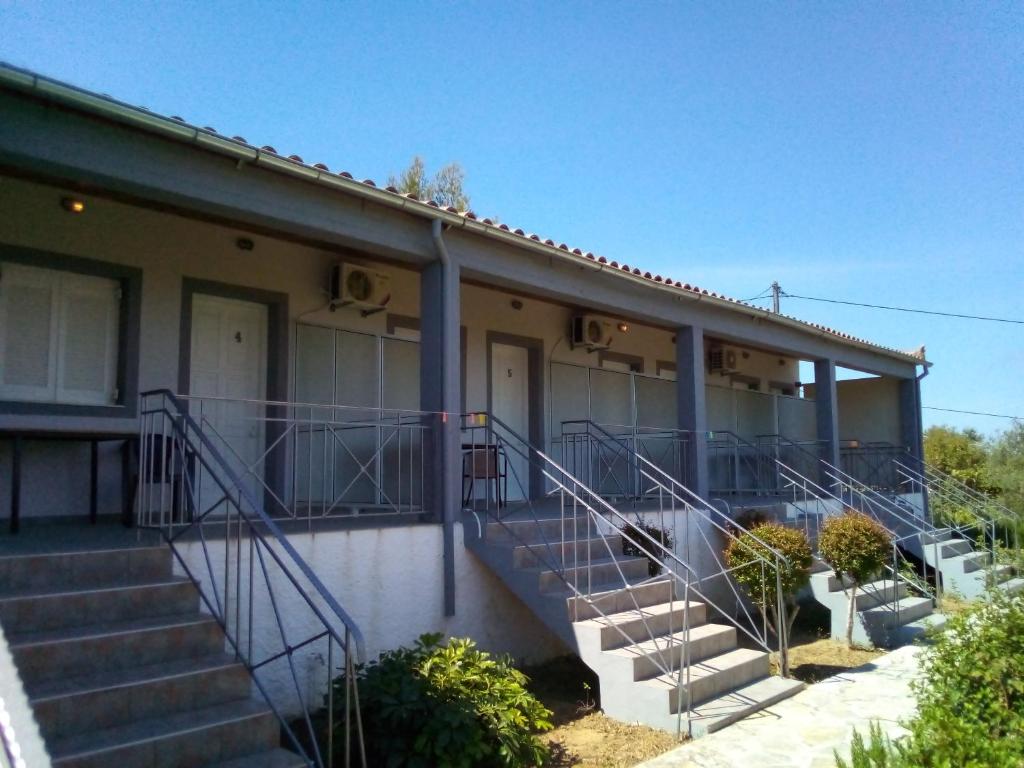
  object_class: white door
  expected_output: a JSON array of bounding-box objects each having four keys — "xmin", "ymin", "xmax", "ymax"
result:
[
  {"xmin": 490, "ymin": 342, "xmax": 531, "ymax": 501},
  {"xmin": 190, "ymin": 294, "xmax": 267, "ymax": 513}
]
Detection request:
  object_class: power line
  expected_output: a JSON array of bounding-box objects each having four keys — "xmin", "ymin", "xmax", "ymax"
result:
[
  {"xmin": 783, "ymin": 293, "xmax": 1024, "ymax": 325},
  {"xmin": 924, "ymin": 406, "xmax": 1023, "ymax": 420}
]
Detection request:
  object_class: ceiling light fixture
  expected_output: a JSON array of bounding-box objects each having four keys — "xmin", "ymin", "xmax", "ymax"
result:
[{"xmin": 60, "ymin": 197, "xmax": 85, "ymax": 213}]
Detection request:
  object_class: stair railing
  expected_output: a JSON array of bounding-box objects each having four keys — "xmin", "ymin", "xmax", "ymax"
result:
[
  {"xmin": 463, "ymin": 413, "xmax": 789, "ymax": 736},
  {"xmin": 137, "ymin": 390, "xmax": 367, "ymax": 768},
  {"xmin": 557, "ymin": 420, "xmax": 793, "ymax": 670},
  {"xmin": 771, "ymin": 458, "xmax": 937, "ymax": 620},
  {"xmin": 892, "ymin": 458, "xmax": 1007, "ymax": 571}
]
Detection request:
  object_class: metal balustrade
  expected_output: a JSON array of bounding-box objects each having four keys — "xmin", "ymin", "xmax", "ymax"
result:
[
  {"xmin": 462, "ymin": 412, "xmax": 792, "ymax": 735},
  {"xmin": 770, "ymin": 457, "xmax": 937, "ymax": 621},
  {"xmin": 138, "ymin": 390, "xmax": 367, "ymax": 768},
  {"xmin": 170, "ymin": 393, "xmax": 433, "ymax": 525},
  {"xmin": 553, "ymin": 420, "xmax": 792, "ymax": 664},
  {"xmin": 893, "ymin": 457, "xmax": 1012, "ymax": 566}
]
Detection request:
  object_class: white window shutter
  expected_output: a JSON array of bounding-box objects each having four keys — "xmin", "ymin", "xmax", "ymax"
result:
[
  {"xmin": 56, "ymin": 272, "xmax": 121, "ymax": 405},
  {"xmin": 0, "ymin": 263, "xmax": 59, "ymax": 401}
]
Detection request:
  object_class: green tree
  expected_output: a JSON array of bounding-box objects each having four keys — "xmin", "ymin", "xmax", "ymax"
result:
[
  {"xmin": 388, "ymin": 155, "xmax": 471, "ymax": 211},
  {"xmin": 723, "ymin": 522, "xmax": 813, "ymax": 676},
  {"xmin": 988, "ymin": 421, "xmax": 1024, "ymax": 515},
  {"xmin": 818, "ymin": 512, "xmax": 891, "ymax": 648},
  {"xmin": 923, "ymin": 425, "xmax": 995, "ymax": 493}
]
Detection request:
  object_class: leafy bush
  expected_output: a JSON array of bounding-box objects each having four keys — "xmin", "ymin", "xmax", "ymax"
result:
[
  {"xmin": 723, "ymin": 522, "xmax": 812, "ymax": 675},
  {"xmin": 818, "ymin": 511, "xmax": 891, "ymax": 647},
  {"xmin": 838, "ymin": 589, "xmax": 1024, "ymax": 768},
  {"xmin": 620, "ymin": 518, "xmax": 673, "ymax": 576},
  {"xmin": 332, "ymin": 633, "xmax": 552, "ymax": 768}
]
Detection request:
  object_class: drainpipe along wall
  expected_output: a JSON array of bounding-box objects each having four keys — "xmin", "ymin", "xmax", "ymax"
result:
[{"xmin": 428, "ymin": 218, "xmax": 459, "ymax": 616}]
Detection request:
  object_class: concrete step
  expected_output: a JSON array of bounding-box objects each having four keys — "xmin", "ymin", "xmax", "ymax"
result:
[
  {"xmin": 539, "ymin": 556, "xmax": 650, "ymax": 594},
  {"xmin": 566, "ymin": 578, "xmax": 674, "ymax": 620},
  {"xmin": 48, "ymin": 698, "xmax": 278, "ymax": 768},
  {"xmin": 605, "ymin": 623, "xmax": 737, "ymax": 680},
  {"xmin": 942, "ymin": 551, "xmax": 989, "ymax": 573},
  {"xmin": 939, "ymin": 538, "xmax": 974, "ymax": 558},
  {"xmin": 512, "ymin": 535, "xmax": 624, "ymax": 569},
  {"xmin": 684, "ymin": 675, "xmax": 806, "ymax": 737},
  {"xmin": 1000, "ymin": 576, "xmax": 1024, "ymax": 595},
  {"xmin": 208, "ymin": 748, "xmax": 308, "ymax": 768},
  {"xmin": 29, "ymin": 654, "xmax": 249, "ymax": 741},
  {"xmin": 817, "ymin": 573, "xmax": 909, "ymax": 609},
  {"xmin": 861, "ymin": 595, "xmax": 935, "ymax": 630},
  {"xmin": 0, "ymin": 578, "xmax": 198, "ymax": 633},
  {"xmin": 641, "ymin": 647, "xmax": 771, "ymax": 711},
  {"xmin": 485, "ymin": 515, "xmax": 596, "ymax": 545},
  {"xmin": 8, "ymin": 612, "xmax": 224, "ymax": 686},
  {"xmin": 575, "ymin": 600, "xmax": 707, "ymax": 650},
  {"xmin": 0, "ymin": 547, "xmax": 172, "ymax": 593}
]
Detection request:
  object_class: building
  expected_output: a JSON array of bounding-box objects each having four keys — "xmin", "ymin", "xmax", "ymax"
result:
[{"xmin": 0, "ymin": 63, "xmax": 961, "ymax": 766}]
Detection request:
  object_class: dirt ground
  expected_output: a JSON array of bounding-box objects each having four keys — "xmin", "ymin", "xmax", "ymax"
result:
[{"xmin": 524, "ymin": 601, "xmax": 891, "ymax": 767}]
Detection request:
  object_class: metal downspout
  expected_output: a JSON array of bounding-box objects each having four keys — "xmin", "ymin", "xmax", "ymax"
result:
[{"xmin": 431, "ymin": 219, "xmax": 457, "ymax": 616}]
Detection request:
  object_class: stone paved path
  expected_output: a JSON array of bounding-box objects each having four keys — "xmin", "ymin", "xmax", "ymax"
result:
[{"xmin": 636, "ymin": 646, "xmax": 921, "ymax": 768}]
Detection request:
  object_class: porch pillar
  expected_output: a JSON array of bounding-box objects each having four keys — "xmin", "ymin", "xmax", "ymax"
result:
[
  {"xmin": 676, "ymin": 325, "xmax": 709, "ymax": 499},
  {"xmin": 899, "ymin": 376, "xmax": 924, "ymax": 460},
  {"xmin": 420, "ymin": 255, "xmax": 461, "ymax": 617},
  {"xmin": 814, "ymin": 359, "xmax": 841, "ymax": 469}
]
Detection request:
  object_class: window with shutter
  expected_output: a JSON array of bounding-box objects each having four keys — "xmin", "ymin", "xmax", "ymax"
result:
[{"xmin": 0, "ymin": 262, "xmax": 121, "ymax": 406}]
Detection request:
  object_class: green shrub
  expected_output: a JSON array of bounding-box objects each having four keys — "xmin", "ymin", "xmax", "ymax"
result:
[
  {"xmin": 839, "ymin": 589, "xmax": 1024, "ymax": 768},
  {"xmin": 620, "ymin": 518, "xmax": 673, "ymax": 576},
  {"xmin": 723, "ymin": 522, "xmax": 812, "ymax": 675},
  {"xmin": 818, "ymin": 511, "xmax": 891, "ymax": 647},
  {"xmin": 332, "ymin": 633, "xmax": 552, "ymax": 768}
]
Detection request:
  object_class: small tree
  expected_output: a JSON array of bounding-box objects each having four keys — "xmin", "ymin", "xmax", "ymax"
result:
[
  {"xmin": 388, "ymin": 155, "xmax": 471, "ymax": 211},
  {"xmin": 724, "ymin": 522, "xmax": 812, "ymax": 676},
  {"xmin": 818, "ymin": 511, "xmax": 892, "ymax": 648}
]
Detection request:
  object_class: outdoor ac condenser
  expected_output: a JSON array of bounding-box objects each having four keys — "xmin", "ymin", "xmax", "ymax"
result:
[
  {"xmin": 330, "ymin": 263, "xmax": 392, "ymax": 314},
  {"xmin": 570, "ymin": 314, "xmax": 613, "ymax": 351},
  {"xmin": 708, "ymin": 345, "xmax": 741, "ymax": 374}
]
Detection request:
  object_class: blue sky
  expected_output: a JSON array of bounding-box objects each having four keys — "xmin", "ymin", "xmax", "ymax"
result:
[{"xmin": 2, "ymin": 1, "xmax": 1021, "ymax": 436}]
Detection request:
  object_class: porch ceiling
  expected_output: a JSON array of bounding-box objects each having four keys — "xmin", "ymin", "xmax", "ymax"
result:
[{"xmin": 0, "ymin": 62, "xmax": 926, "ymax": 379}]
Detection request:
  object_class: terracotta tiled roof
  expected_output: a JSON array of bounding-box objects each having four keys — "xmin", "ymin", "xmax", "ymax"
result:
[{"xmin": 0, "ymin": 62, "xmax": 927, "ymax": 365}]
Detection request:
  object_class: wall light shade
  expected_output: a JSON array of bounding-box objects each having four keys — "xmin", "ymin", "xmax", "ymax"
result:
[
  {"xmin": 617, "ymin": 322, "xmax": 629, "ymax": 333},
  {"xmin": 60, "ymin": 197, "xmax": 85, "ymax": 213}
]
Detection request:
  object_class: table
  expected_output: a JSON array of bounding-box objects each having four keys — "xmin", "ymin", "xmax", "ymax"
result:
[{"xmin": 2, "ymin": 429, "xmax": 136, "ymax": 533}]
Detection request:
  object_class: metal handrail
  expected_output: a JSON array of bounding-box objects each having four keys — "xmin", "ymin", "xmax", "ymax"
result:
[
  {"xmin": 175, "ymin": 393, "xmax": 433, "ymax": 523},
  {"xmin": 770, "ymin": 458, "xmax": 937, "ymax": 621},
  {"xmin": 463, "ymin": 412, "xmax": 708, "ymax": 736},
  {"xmin": 556, "ymin": 419, "xmax": 793, "ymax": 673},
  {"xmin": 138, "ymin": 390, "xmax": 367, "ymax": 767}
]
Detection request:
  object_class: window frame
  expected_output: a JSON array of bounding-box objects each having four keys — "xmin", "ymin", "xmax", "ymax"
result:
[{"xmin": 0, "ymin": 245, "xmax": 142, "ymax": 418}]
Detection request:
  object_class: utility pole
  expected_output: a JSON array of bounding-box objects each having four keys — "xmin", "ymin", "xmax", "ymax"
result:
[{"xmin": 771, "ymin": 281, "xmax": 781, "ymax": 314}]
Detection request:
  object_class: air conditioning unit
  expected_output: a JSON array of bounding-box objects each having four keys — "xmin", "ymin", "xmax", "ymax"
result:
[
  {"xmin": 708, "ymin": 345, "xmax": 741, "ymax": 374},
  {"xmin": 330, "ymin": 263, "xmax": 391, "ymax": 314},
  {"xmin": 571, "ymin": 314, "xmax": 613, "ymax": 351}
]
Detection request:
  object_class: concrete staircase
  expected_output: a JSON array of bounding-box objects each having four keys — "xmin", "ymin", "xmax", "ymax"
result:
[
  {"xmin": 464, "ymin": 510, "xmax": 804, "ymax": 737},
  {"xmin": 0, "ymin": 544, "xmax": 305, "ymax": 768},
  {"xmin": 919, "ymin": 531, "xmax": 1024, "ymax": 600},
  {"xmin": 809, "ymin": 568, "xmax": 946, "ymax": 648}
]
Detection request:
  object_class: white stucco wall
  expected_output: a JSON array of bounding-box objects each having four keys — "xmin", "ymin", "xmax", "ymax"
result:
[{"xmin": 171, "ymin": 521, "xmax": 567, "ymax": 716}]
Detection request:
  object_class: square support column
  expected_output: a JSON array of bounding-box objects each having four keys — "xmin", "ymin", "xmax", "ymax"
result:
[
  {"xmin": 420, "ymin": 257, "xmax": 461, "ymax": 617},
  {"xmin": 899, "ymin": 377, "xmax": 924, "ymax": 461},
  {"xmin": 814, "ymin": 359, "xmax": 841, "ymax": 469},
  {"xmin": 676, "ymin": 326, "xmax": 709, "ymax": 500}
]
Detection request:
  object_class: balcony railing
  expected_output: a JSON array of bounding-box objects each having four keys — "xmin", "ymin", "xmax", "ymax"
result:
[{"xmin": 164, "ymin": 394, "xmax": 436, "ymax": 526}]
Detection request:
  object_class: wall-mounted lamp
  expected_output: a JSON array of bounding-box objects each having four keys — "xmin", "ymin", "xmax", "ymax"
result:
[
  {"xmin": 60, "ymin": 197, "xmax": 85, "ymax": 214},
  {"xmin": 235, "ymin": 237, "xmax": 255, "ymax": 251},
  {"xmin": 510, "ymin": 299, "xmax": 524, "ymax": 311},
  {"xmin": 617, "ymin": 322, "xmax": 629, "ymax": 333}
]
